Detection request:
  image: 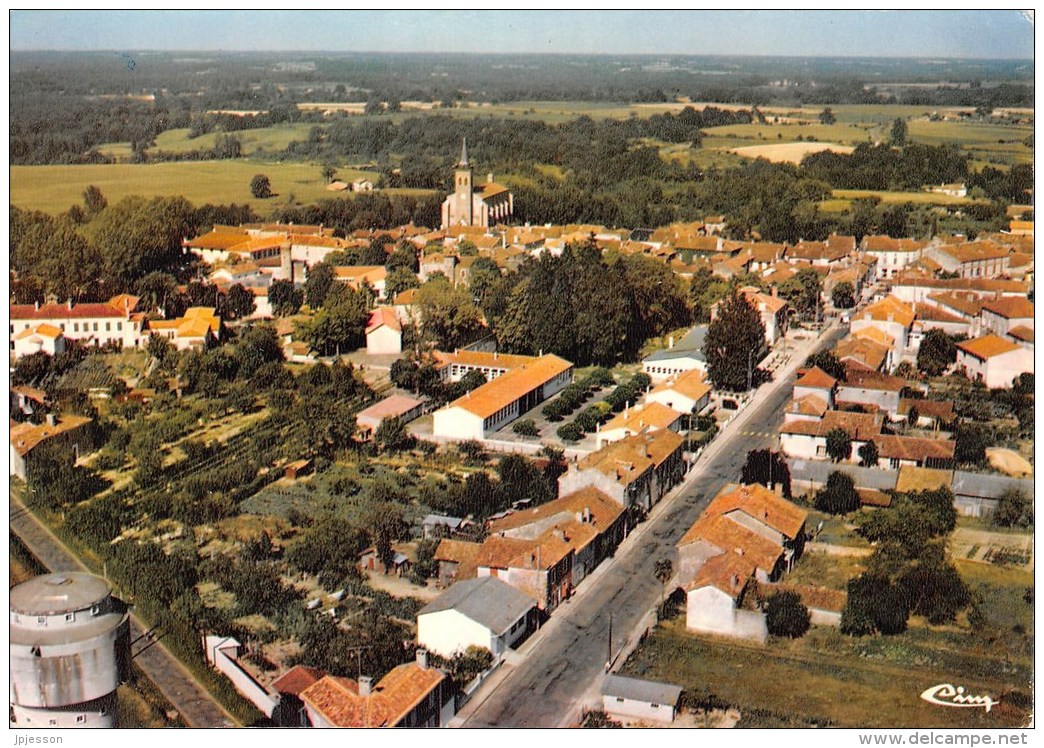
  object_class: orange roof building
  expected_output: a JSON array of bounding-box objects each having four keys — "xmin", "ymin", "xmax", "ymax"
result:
[
  {"xmin": 596, "ymin": 402, "xmax": 682, "ymax": 448},
  {"xmin": 299, "ymin": 655, "xmax": 449, "ymax": 728},
  {"xmin": 433, "ymin": 354, "xmax": 573, "ymax": 440}
]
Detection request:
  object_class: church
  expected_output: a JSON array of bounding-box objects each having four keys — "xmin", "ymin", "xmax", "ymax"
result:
[{"xmin": 440, "ymin": 139, "xmax": 514, "ymax": 229}]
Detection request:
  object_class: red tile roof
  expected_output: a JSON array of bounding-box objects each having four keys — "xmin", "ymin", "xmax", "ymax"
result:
[
  {"xmin": 272, "ymin": 665, "xmax": 327, "ymax": 696},
  {"xmin": 980, "ymin": 297, "xmax": 1034, "ymax": 320},
  {"xmin": 300, "ymin": 663, "xmax": 444, "ymax": 728},
  {"xmin": 795, "ymin": 366, "xmax": 837, "ymax": 390},
  {"xmin": 957, "ymin": 334, "xmax": 1022, "ymax": 360}
]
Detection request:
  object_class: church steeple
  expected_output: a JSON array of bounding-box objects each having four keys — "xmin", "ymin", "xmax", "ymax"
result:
[{"xmin": 459, "ymin": 137, "xmax": 469, "ymax": 167}]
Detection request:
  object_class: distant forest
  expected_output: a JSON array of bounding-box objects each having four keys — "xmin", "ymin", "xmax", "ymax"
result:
[{"xmin": 10, "ymin": 51, "xmax": 1033, "ymax": 164}]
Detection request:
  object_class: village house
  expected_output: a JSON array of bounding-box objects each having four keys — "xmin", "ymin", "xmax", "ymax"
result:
[
  {"xmin": 861, "ymin": 235, "xmax": 922, "ymax": 278},
  {"xmin": 10, "ymin": 294, "xmax": 145, "ymax": 351},
  {"xmin": 473, "ymin": 532, "xmax": 575, "ymax": 613},
  {"xmin": 434, "ymin": 539, "xmax": 483, "ymax": 587},
  {"xmin": 890, "ymin": 275, "xmax": 1029, "ymax": 305},
  {"xmin": 850, "ymin": 295, "xmax": 916, "ymax": 353},
  {"xmin": 486, "ymin": 486, "xmax": 628, "ymax": 585},
  {"xmin": 835, "ymin": 367, "xmax": 909, "ymax": 417},
  {"xmin": 365, "ymin": 307, "xmax": 402, "ymax": 355},
  {"xmin": 925, "ymin": 240, "xmax": 1012, "ymax": 279},
  {"xmin": 976, "ymin": 297, "xmax": 1034, "ymax": 339},
  {"xmin": 299, "ymin": 650, "xmax": 454, "ymax": 728},
  {"xmin": 676, "ymin": 483, "xmax": 808, "ymax": 643},
  {"xmin": 11, "ymin": 324, "xmax": 66, "ymax": 359},
  {"xmin": 10, "ymin": 414, "xmax": 95, "ymax": 481},
  {"xmin": 331, "ymin": 265, "xmax": 388, "ymax": 301},
  {"xmin": 642, "ymin": 325, "xmax": 709, "ymax": 381},
  {"xmin": 595, "ymin": 402, "xmax": 682, "ymax": 449},
  {"xmin": 432, "ymin": 354, "xmax": 573, "ymax": 440},
  {"xmin": 779, "ymin": 410, "xmax": 884, "ymax": 462},
  {"xmin": 792, "ymin": 366, "xmax": 837, "ymax": 408},
  {"xmin": 271, "ymin": 665, "xmax": 327, "ymax": 727},
  {"xmin": 834, "ymin": 334, "xmax": 893, "ymax": 372},
  {"xmin": 955, "ymin": 334, "xmax": 1035, "ymax": 389},
  {"xmin": 147, "ymin": 307, "xmax": 222, "ymax": 351},
  {"xmin": 557, "ymin": 429, "xmax": 686, "ymax": 513},
  {"xmin": 417, "ymin": 576, "xmax": 538, "ymax": 660},
  {"xmin": 644, "ymin": 369, "xmax": 712, "ymax": 418}
]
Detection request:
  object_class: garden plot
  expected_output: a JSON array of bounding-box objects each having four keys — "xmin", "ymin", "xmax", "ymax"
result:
[{"xmin": 950, "ymin": 528, "xmax": 1033, "ymax": 571}]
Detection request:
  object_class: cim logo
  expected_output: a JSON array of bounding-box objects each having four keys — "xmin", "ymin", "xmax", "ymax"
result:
[{"xmin": 920, "ymin": 684, "xmax": 998, "ymax": 713}]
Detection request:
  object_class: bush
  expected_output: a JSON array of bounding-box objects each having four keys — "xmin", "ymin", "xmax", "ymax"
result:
[
  {"xmin": 556, "ymin": 422, "xmax": 583, "ymax": 442},
  {"xmin": 765, "ymin": 591, "xmax": 811, "ymax": 638},
  {"xmin": 512, "ymin": 419, "xmax": 539, "ymax": 437},
  {"xmin": 815, "ymin": 471, "xmax": 859, "ymax": 515}
]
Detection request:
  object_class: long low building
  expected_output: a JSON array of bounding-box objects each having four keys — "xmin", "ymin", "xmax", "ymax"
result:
[{"xmin": 433, "ymin": 354, "xmax": 573, "ymax": 440}]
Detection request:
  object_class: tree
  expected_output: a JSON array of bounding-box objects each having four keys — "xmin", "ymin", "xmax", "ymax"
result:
[
  {"xmin": 778, "ymin": 267, "xmax": 822, "ymax": 319},
  {"xmin": 250, "ymin": 174, "xmax": 273, "ymax": 199},
  {"xmin": 831, "ymin": 282, "xmax": 855, "ymax": 310},
  {"xmin": 704, "ymin": 288, "xmax": 765, "ymax": 392},
  {"xmin": 888, "ymin": 118, "xmax": 908, "ymax": 147},
  {"xmin": 819, "ymin": 108, "xmax": 837, "ymax": 125},
  {"xmin": 954, "ymin": 422, "xmax": 989, "ymax": 465},
  {"xmin": 384, "ymin": 267, "xmax": 420, "ymax": 299},
  {"xmin": 415, "ymin": 277, "xmax": 484, "ymax": 350},
  {"xmin": 764, "ymin": 591, "xmax": 811, "ymax": 638},
  {"xmin": 992, "ymin": 488, "xmax": 1033, "ymax": 528},
  {"xmin": 305, "ymin": 262, "xmax": 336, "ymax": 308},
  {"xmin": 374, "ymin": 416, "xmax": 415, "ymax": 453},
  {"xmin": 803, "ymin": 351, "xmax": 846, "ymax": 382},
  {"xmin": 512, "ymin": 419, "xmax": 538, "ymax": 437},
  {"xmin": 841, "ymin": 574, "xmax": 907, "ymax": 636},
  {"xmin": 224, "ymin": 284, "xmax": 256, "ymax": 320},
  {"xmin": 232, "ymin": 324, "xmax": 284, "ymax": 378},
  {"xmin": 83, "ymin": 185, "xmax": 107, "ymax": 217},
  {"xmin": 298, "ymin": 285, "xmax": 369, "ymax": 356},
  {"xmin": 86, "ymin": 195, "xmax": 195, "ymax": 289},
  {"xmin": 654, "ymin": 558, "xmax": 673, "ymax": 607},
  {"xmin": 269, "ymin": 279, "xmax": 303, "ymax": 316},
  {"xmin": 322, "ymin": 165, "xmax": 337, "ymax": 182},
  {"xmin": 857, "ymin": 440, "xmax": 879, "ymax": 468},
  {"xmin": 740, "ymin": 449, "xmax": 792, "ymax": 498},
  {"xmin": 815, "ymin": 470, "xmax": 859, "ymax": 515},
  {"xmin": 825, "ymin": 428, "xmax": 853, "ymax": 463},
  {"xmin": 917, "ymin": 329, "xmax": 957, "ymax": 377}
]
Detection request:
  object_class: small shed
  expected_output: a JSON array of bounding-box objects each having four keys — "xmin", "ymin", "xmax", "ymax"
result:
[
  {"xmin": 601, "ymin": 674, "xmax": 683, "ymax": 724},
  {"xmin": 284, "ymin": 459, "xmax": 313, "ymax": 480}
]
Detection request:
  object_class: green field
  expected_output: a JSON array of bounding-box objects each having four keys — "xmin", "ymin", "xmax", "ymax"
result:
[
  {"xmin": 702, "ymin": 121, "xmax": 873, "ymax": 145},
  {"xmin": 820, "ymin": 188, "xmax": 988, "ymax": 213},
  {"xmin": 149, "ymin": 124, "xmax": 320, "ymax": 156},
  {"xmin": 10, "ymin": 160, "xmax": 383, "ymax": 214}
]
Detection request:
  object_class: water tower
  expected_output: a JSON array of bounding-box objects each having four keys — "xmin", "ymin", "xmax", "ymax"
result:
[{"xmin": 10, "ymin": 573, "xmax": 131, "ymax": 728}]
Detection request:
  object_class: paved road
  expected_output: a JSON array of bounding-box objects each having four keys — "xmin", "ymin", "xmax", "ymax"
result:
[
  {"xmin": 459, "ymin": 322, "xmax": 847, "ymax": 727},
  {"xmin": 9, "ymin": 496, "xmax": 239, "ymax": 728}
]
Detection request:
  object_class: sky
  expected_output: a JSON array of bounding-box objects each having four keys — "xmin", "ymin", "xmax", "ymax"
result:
[{"xmin": 8, "ymin": 10, "xmax": 1035, "ymax": 59}]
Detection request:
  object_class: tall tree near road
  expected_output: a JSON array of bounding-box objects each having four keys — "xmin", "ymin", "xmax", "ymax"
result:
[{"xmin": 704, "ymin": 287, "xmax": 765, "ymax": 392}]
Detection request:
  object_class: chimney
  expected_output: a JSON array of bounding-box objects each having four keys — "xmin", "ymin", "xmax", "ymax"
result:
[
  {"xmin": 45, "ymin": 413, "xmax": 58, "ymax": 427},
  {"xmin": 67, "ymin": 298, "xmax": 74, "ymax": 310},
  {"xmin": 358, "ymin": 676, "xmax": 373, "ymax": 696},
  {"xmin": 34, "ymin": 300, "xmax": 40, "ymax": 311},
  {"xmin": 584, "ymin": 506, "xmax": 592, "ymax": 523},
  {"xmin": 553, "ymin": 529, "xmax": 565, "ymax": 542},
  {"xmin": 575, "ymin": 511, "xmax": 584, "ymax": 524},
  {"xmin": 772, "ymin": 285, "xmax": 778, "ymax": 298},
  {"xmin": 668, "ymin": 335, "xmax": 675, "ymax": 349},
  {"xmin": 731, "ymin": 574, "xmax": 740, "ymax": 588},
  {"xmin": 488, "ymin": 173, "xmax": 494, "ymax": 184},
  {"xmin": 416, "ymin": 648, "xmax": 429, "ymax": 670}
]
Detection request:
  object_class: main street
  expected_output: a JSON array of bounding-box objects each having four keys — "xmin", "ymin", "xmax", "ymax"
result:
[
  {"xmin": 458, "ymin": 321, "xmax": 847, "ymax": 727},
  {"xmin": 9, "ymin": 494, "xmax": 240, "ymax": 728}
]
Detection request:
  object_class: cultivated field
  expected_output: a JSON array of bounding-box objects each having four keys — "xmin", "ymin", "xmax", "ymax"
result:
[
  {"xmin": 730, "ymin": 141, "xmax": 855, "ymax": 164},
  {"xmin": 819, "ymin": 188, "xmax": 987, "ymax": 213},
  {"xmin": 10, "ymin": 160, "xmax": 383, "ymax": 214}
]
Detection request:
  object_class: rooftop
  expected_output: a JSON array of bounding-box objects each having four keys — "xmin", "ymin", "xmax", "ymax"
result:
[
  {"xmin": 10, "ymin": 573, "xmax": 112, "ymax": 616},
  {"xmin": 601, "ymin": 674, "xmax": 684, "ymax": 706},
  {"xmin": 418, "ymin": 576, "xmax": 535, "ymax": 634},
  {"xmin": 443, "ymin": 354, "xmax": 573, "ymax": 420},
  {"xmin": 299, "ymin": 663, "xmax": 444, "ymax": 728},
  {"xmin": 957, "ymin": 334, "xmax": 1022, "ymax": 361}
]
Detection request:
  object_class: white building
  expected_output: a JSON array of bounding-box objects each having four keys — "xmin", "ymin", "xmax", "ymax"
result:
[
  {"xmin": 10, "ymin": 295, "xmax": 145, "ymax": 351},
  {"xmin": 365, "ymin": 307, "xmax": 402, "ymax": 355},
  {"xmin": 432, "ymin": 354, "xmax": 573, "ymax": 440},
  {"xmin": 642, "ymin": 325, "xmax": 709, "ymax": 382},
  {"xmin": 12, "ymin": 324, "xmax": 66, "ymax": 359},
  {"xmin": 416, "ymin": 576, "xmax": 536, "ymax": 659},
  {"xmin": 956, "ymin": 334, "xmax": 1035, "ymax": 389},
  {"xmin": 601, "ymin": 675, "xmax": 683, "ymax": 724},
  {"xmin": 595, "ymin": 402, "xmax": 682, "ymax": 449},
  {"xmin": 645, "ymin": 369, "xmax": 712, "ymax": 416},
  {"xmin": 684, "ymin": 553, "xmax": 768, "ymax": 644}
]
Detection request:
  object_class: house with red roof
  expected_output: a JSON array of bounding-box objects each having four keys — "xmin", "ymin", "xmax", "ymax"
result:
[
  {"xmin": 10, "ymin": 295, "xmax": 144, "ymax": 352},
  {"xmin": 365, "ymin": 307, "xmax": 402, "ymax": 355},
  {"xmin": 299, "ymin": 650, "xmax": 453, "ymax": 728},
  {"xmin": 977, "ymin": 297, "xmax": 1033, "ymax": 339}
]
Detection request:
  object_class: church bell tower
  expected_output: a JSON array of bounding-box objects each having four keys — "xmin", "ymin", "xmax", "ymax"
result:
[{"xmin": 454, "ymin": 138, "xmax": 474, "ymax": 226}]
